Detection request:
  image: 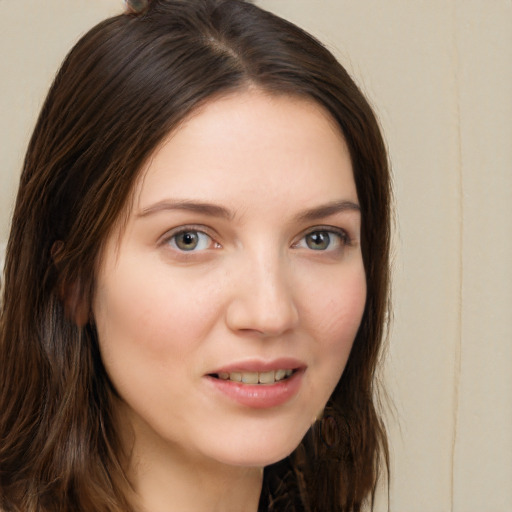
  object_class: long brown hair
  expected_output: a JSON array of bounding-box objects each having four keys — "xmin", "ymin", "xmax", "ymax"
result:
[{"xmin": 0, "ymin": 1, "xmax": 391, "ymax": 510}]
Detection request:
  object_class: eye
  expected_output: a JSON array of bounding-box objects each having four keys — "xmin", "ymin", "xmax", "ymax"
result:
[
  {"xmin": 295, "ymin": 229, "xmax": 349, "ymax": 251},
  {"xmin": 166, "ymin": 230, "xmax": 214, "ymax": 252}
]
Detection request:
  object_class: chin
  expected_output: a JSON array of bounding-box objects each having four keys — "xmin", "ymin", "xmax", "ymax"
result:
[{"xmin": 203, "ymin": 422, "xmax": 311, "ymax": 468}]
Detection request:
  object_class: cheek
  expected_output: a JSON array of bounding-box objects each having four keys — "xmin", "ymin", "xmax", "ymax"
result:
[
  {"xmin": 91, "ymin": 266, "xmax": 224, "ymax": 430},
  {"xmin": 324, "ymin": 285, "xmax": 366, "ymax": 347},
  {"xmin": 303, "ymin": 265, "xmax": 366, "ymax": 394},
  {"xmin": 308, "ymin": 265, "xmax": 366, "ymax": 345},
  {"xmin": 93, "ymin": 263, "xmax": 220, "ymax": 359}
]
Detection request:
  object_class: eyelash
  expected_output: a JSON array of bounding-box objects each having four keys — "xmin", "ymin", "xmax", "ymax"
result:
[{"xmin": 160, "ymin": 225, "xmax": 351, "ymax": 254}]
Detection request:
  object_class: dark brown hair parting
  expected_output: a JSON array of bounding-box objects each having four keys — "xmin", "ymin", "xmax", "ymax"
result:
[{"xmin": 0, "ymin": 1, "xmax": 391, "ymax": 510}]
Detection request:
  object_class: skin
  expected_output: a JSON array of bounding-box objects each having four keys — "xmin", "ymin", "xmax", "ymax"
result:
[{"xmin": 92, "ymin": 89, "xmax": 367, "ymax": 512}]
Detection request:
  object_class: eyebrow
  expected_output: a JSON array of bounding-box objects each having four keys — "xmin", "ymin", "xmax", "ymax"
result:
[
  {"xmin": 138, "ymin": 199, "xmax": 234, "ymax": 220},
  {"xmin": 138, "ymin": 198, "xmax": 360, "ymax": 221},
  {"xmin": 294, "ymin": 200, "xmax": 361, "ymax": 222}
]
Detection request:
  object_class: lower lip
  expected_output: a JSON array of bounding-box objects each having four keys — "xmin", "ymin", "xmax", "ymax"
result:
[{"xmin": 206, "ymin": 370, "xmax": 304, "ymax": 409}]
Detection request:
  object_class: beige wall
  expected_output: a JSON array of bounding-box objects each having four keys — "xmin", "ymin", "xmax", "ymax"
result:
[{"xmin": 1, "ymin": 1, "xmax": 511, "ymax": 510}]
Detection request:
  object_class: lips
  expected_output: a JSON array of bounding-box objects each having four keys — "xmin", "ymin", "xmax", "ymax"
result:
[{"xmin": 206, "ymin": 358, "xmax": 305, "ymax": 408}]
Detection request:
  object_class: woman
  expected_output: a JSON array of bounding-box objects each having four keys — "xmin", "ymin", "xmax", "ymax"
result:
[{"xmin": 0, "ymin": 0, "xmax": 391, "ymax": 510}]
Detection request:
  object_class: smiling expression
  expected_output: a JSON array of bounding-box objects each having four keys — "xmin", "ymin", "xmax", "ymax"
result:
[{"xmin": 92, "ymin": 90, "xmax": 366, "ymax": 470}]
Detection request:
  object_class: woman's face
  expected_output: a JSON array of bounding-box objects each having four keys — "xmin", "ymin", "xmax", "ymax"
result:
[{"xmin": 93, "ymin": 90, "xmax": 366, "ymax": 469}]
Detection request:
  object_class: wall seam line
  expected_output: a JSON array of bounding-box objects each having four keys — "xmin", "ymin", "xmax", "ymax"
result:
[{"xmin": 450, "ymin": 1, "xmax": 463, "ymax": 511}]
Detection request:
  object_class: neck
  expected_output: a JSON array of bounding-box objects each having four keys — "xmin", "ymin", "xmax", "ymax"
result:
[
  {"xmin": 118, "ymin": 405, "xmax": 263, "ymax": 512},
  {"xmin": 133, "ymin": 451, "xmax": 263, "ymax": 512}
]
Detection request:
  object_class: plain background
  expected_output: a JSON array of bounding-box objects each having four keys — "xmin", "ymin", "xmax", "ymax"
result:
[{"xmin": 1, "ymin": 1, "xmax": 511, "ymax": 511}]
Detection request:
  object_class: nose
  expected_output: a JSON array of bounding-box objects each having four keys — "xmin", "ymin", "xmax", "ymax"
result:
[{"xmin": 225, "ymin": 251, "xmax": 300, "ymax": 337}]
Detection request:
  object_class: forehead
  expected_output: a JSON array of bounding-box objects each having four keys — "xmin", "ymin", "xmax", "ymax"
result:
[{"xmin": 132, "ymin": 89, "xmax": 356, "ymax": 217}]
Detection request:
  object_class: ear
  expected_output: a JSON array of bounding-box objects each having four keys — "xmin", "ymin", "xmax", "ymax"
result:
[
  {"xmin": 63, "ymin": 281, "xmax": 90, "ymax": 327},
  {"xmin": 52, "ymin": 241, "xmax": 90, "ymax": 327}
]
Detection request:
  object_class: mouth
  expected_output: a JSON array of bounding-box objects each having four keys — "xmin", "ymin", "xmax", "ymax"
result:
[
  {"xmin": 206, "ymin": 366, "xmax": 304, "ymax": 408},
  {"xmin": 209, "ymin": 369, "xmax": 297, "ymax": 385}
]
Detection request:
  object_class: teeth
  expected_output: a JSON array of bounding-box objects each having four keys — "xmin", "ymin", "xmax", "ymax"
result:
[
  {"xmin": 241, "ymin": 372, "xmax": 259, "ymax": 384},
  {"xmin": 275, "ymin": 369, "xmax": 286, "ymax": 381},
  {"xmin": 216, "ymin": 369, "xmax": 294, "ymax": 384},
  {"xmin": 258, "ymin": 370, "xmax": 275, "ymax": 384}
]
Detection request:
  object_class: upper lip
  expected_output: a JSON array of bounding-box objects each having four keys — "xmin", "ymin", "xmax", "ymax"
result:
[{"xmin": 208, "ymin": 357, "xmax": 306, "ymax": 375}]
